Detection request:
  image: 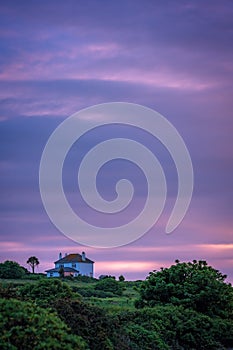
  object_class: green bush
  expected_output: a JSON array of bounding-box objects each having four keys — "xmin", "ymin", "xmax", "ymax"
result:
[
  {"xmin": 52, "ymin": 298, "xmax": 116, "ymax": 350},
  {"xmin": 118, "ymin": 305, "xmax": 233, "ymax": 349},
  {"xmin": 95, "ymin": 277, "xmax": 123, "ymax": 296},
  {"xmin": 0, "ymin": 283, "xmax": 18, "ymax": 299},
  {"xmin": 19, "ymin": 278, "xmax": 80, "ymax": 306},
  {"xmin": 118, "ymin": 275, "xmax": 125, "ymax": 282},
  {"xmin": 74, "ymin": 287, "xmax": 115, "ymax": 298},
  {"xmin": 122, "ymin": 323, "xmax": 169, "ymax": 350},
  {"xmin": 0, "ymin": 298, "xmax": 87, "ymax": 350},
  {"xmin": 136, "ymin": 260, "xmax": 233, "ymax": 318},
  {"xmin": 73, "ymin": 275, "xmax": 98, "ymax": 283},
  {"xmin": 0, "ymin": 261, "xmax": 27, "ymax": 279}
]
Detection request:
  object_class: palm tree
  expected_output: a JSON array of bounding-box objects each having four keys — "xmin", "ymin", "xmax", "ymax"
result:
[{"xmin": 27, "ymin": 256, "xmax": 39, "ymax": 274}]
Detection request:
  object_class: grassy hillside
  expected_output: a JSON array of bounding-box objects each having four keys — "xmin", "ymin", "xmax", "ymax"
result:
[{"xmin": 0, "ymin": 276, "xmax": 141, "ymax": 310}]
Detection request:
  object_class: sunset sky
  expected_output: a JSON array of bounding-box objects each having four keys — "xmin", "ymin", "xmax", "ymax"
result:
[{"xmin": 0, "ymin": 1, "xmax": 233, "ymax": 281}]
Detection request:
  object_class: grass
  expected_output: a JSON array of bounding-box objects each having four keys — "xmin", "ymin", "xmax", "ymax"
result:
[
  {"xmin": 0, "ymin": 278, "xmax": 38, "ymax": 285},
  {"xmin": 0, "ymin": 276, "xmax": 140, "ymax": 311},
  {"xmin": 88, "ymin": 295, "xmax": 136, "ymax": 310}
]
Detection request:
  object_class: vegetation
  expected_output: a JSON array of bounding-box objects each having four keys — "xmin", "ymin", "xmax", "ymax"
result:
[
  {"xmin": 27, "ymin": 256, "xmax": 40, "ymax": 274},
  {"xmin": 95, "ymin": 276, "xmax": 124, "ymax": 296},
  {"xmin": 59, "ymin": 265, "xmax": 64, "ymax": 278},
  {"xmin": 0, "ymin": 298, "xmax": 87, "ymax": 350},
  {"xmin": 118, "ymin": 305, "xmax": 233, "ymax": 350},
  {"xmin": 135, "ymin": 260, "xmax": 233, "ymax": 318},
  {"xmin": 18, "ymin": 278, "xmax": 79, "ymax": 307},
  {"xmin": 52, "ymin": 298, "xmax": 118, "ymax": 350},
  {"xmin": 0, "ymin": 260, "xmax": 28, "ymax": 279},
  {"xmin": 0, "ymin": 259, "xmax": 233, "ymax": 349},
  {"xmin": 119, "ymin": 274, "xmax": 125, "ymax": 282}
]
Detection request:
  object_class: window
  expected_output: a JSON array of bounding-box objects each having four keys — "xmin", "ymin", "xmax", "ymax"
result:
[
  {"xmin": 50, "ymin": 273, "xmax": 53, "ymax": 277},
  {"xmin": 72, "ymin": 263, "xmax": 76, "ymax": 268}
]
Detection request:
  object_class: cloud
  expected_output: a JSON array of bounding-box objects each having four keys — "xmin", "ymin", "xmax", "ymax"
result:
[
  {"xmin": 1, "ymin": 0, "xmax": 233, "ymax": 92},
  {"xmin": 0, "ymin": 1, "xmax": 232, "ymax": 282}
]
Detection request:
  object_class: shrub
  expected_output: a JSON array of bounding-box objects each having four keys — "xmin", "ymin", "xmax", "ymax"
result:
[
  {"xmin": 0, "ymin": 260, "xmax": 27, "ymax": 279},
  {"xmin": 74, "ymin": 275, "xmax": 98, "ymax": 283},
  {"xmin": 19, "ymin": 278, "xmax": 80, "ymax": 307},
  {"xmin": 118, "ymin": 305, "xmax": 233, "ymax": 349},
  {"xmin": 73, "ymin": 287, "xmax": 115, "ymax": 298},
  {"xmin": 119, "ymin": 275, "xmax": 125, "ymax": 282},
  {"xmin": 135, "ymin": 260, "xmax": 233, "ymax": 318},
  {"xmin": 52, "ymin": 298, "xmax": 116, "ymax": 350},
  {"xmin": 0, "ymin": 298, "xmax": 87, "ymax": 350},
  {"xmin": 95, "ymin": 277, "xmax": 123, "ymax": 296},
  {"xmin": 0, "ymin": 283, "xmax": 18, "ymax": 299}
]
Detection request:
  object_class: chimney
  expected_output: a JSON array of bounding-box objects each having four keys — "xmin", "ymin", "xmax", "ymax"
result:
[
  {"xmin": 81, "ymin": 252, "xmax": 86, "ymax": 261},
  {"xmin": 59, "ymin": 252, "xmax": 62, "ymax": 260}
]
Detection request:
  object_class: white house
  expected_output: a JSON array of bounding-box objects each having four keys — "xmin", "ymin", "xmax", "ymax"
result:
[{"xmin": 45, "ymin": 252, "xmax": 94, "ymax": 278}]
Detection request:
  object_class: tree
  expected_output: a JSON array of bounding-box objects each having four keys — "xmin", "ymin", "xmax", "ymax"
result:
[
  {"xmin": 135, "ymin": 260, "xmax": 233, "ymax": 318},
  {"xmin": 27, "ymin": 256, "xmax": 39, "ymax": 274},
  {"xmin": 59, "ymin": 265, "xmax": 65, "ymax": 278},
  {"xmin": 0, "ymin": 298, "xmax": 87, "ymax": 350},
  {"xmin": 119, "ymin": 275, "xmax": 125, "ymax": 282},
  {"xmin": 0, "ymin": 260, "xmax": 26, "ymax": 279}
]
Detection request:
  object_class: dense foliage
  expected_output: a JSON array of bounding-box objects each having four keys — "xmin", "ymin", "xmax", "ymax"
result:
[
  {"xmin": 119, "ymin": 275, "xmax": 125, "ymax": 282},
  {"xmin": 1, "ymin": 259, "xmax": 233, "ymax": 349},
  {"xmin": 135, "ymin": 260, "xmax": 233, "ymax": 318},
  {"xmin": 95, "ymin": 276, "xmax": 124, "ymax": 296},
  {"xmin": 0, "ymin": 260, "xmax": 28, "ymax": 279},
  {"xmin": 119, "ymin": 305, "xmax": 233, "ymax": 350},
  {"xmin": 0, "ymin": 298, "xmax": 87, "ymax": 350},
  {"xmin": 52, "ymin": 298, "xmax": 119, "ymax": 350},
  {"xmin": 19, "ymin": 278, "xmax": 79, "ymax": 306}
]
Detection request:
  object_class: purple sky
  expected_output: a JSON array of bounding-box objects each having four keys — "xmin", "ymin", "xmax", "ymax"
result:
[{"xmin": 0, "ymin": 0, "xmax": 233, "ymax": 281}]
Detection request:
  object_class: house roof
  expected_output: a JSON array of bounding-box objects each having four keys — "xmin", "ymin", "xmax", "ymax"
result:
[
  {"xmin": 54, "ymin": 253, "xmax": 94, "ymax": 264},
  {"xmin": 45, "ymin": 267, "xmax": 79, "ymax": 273}
]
